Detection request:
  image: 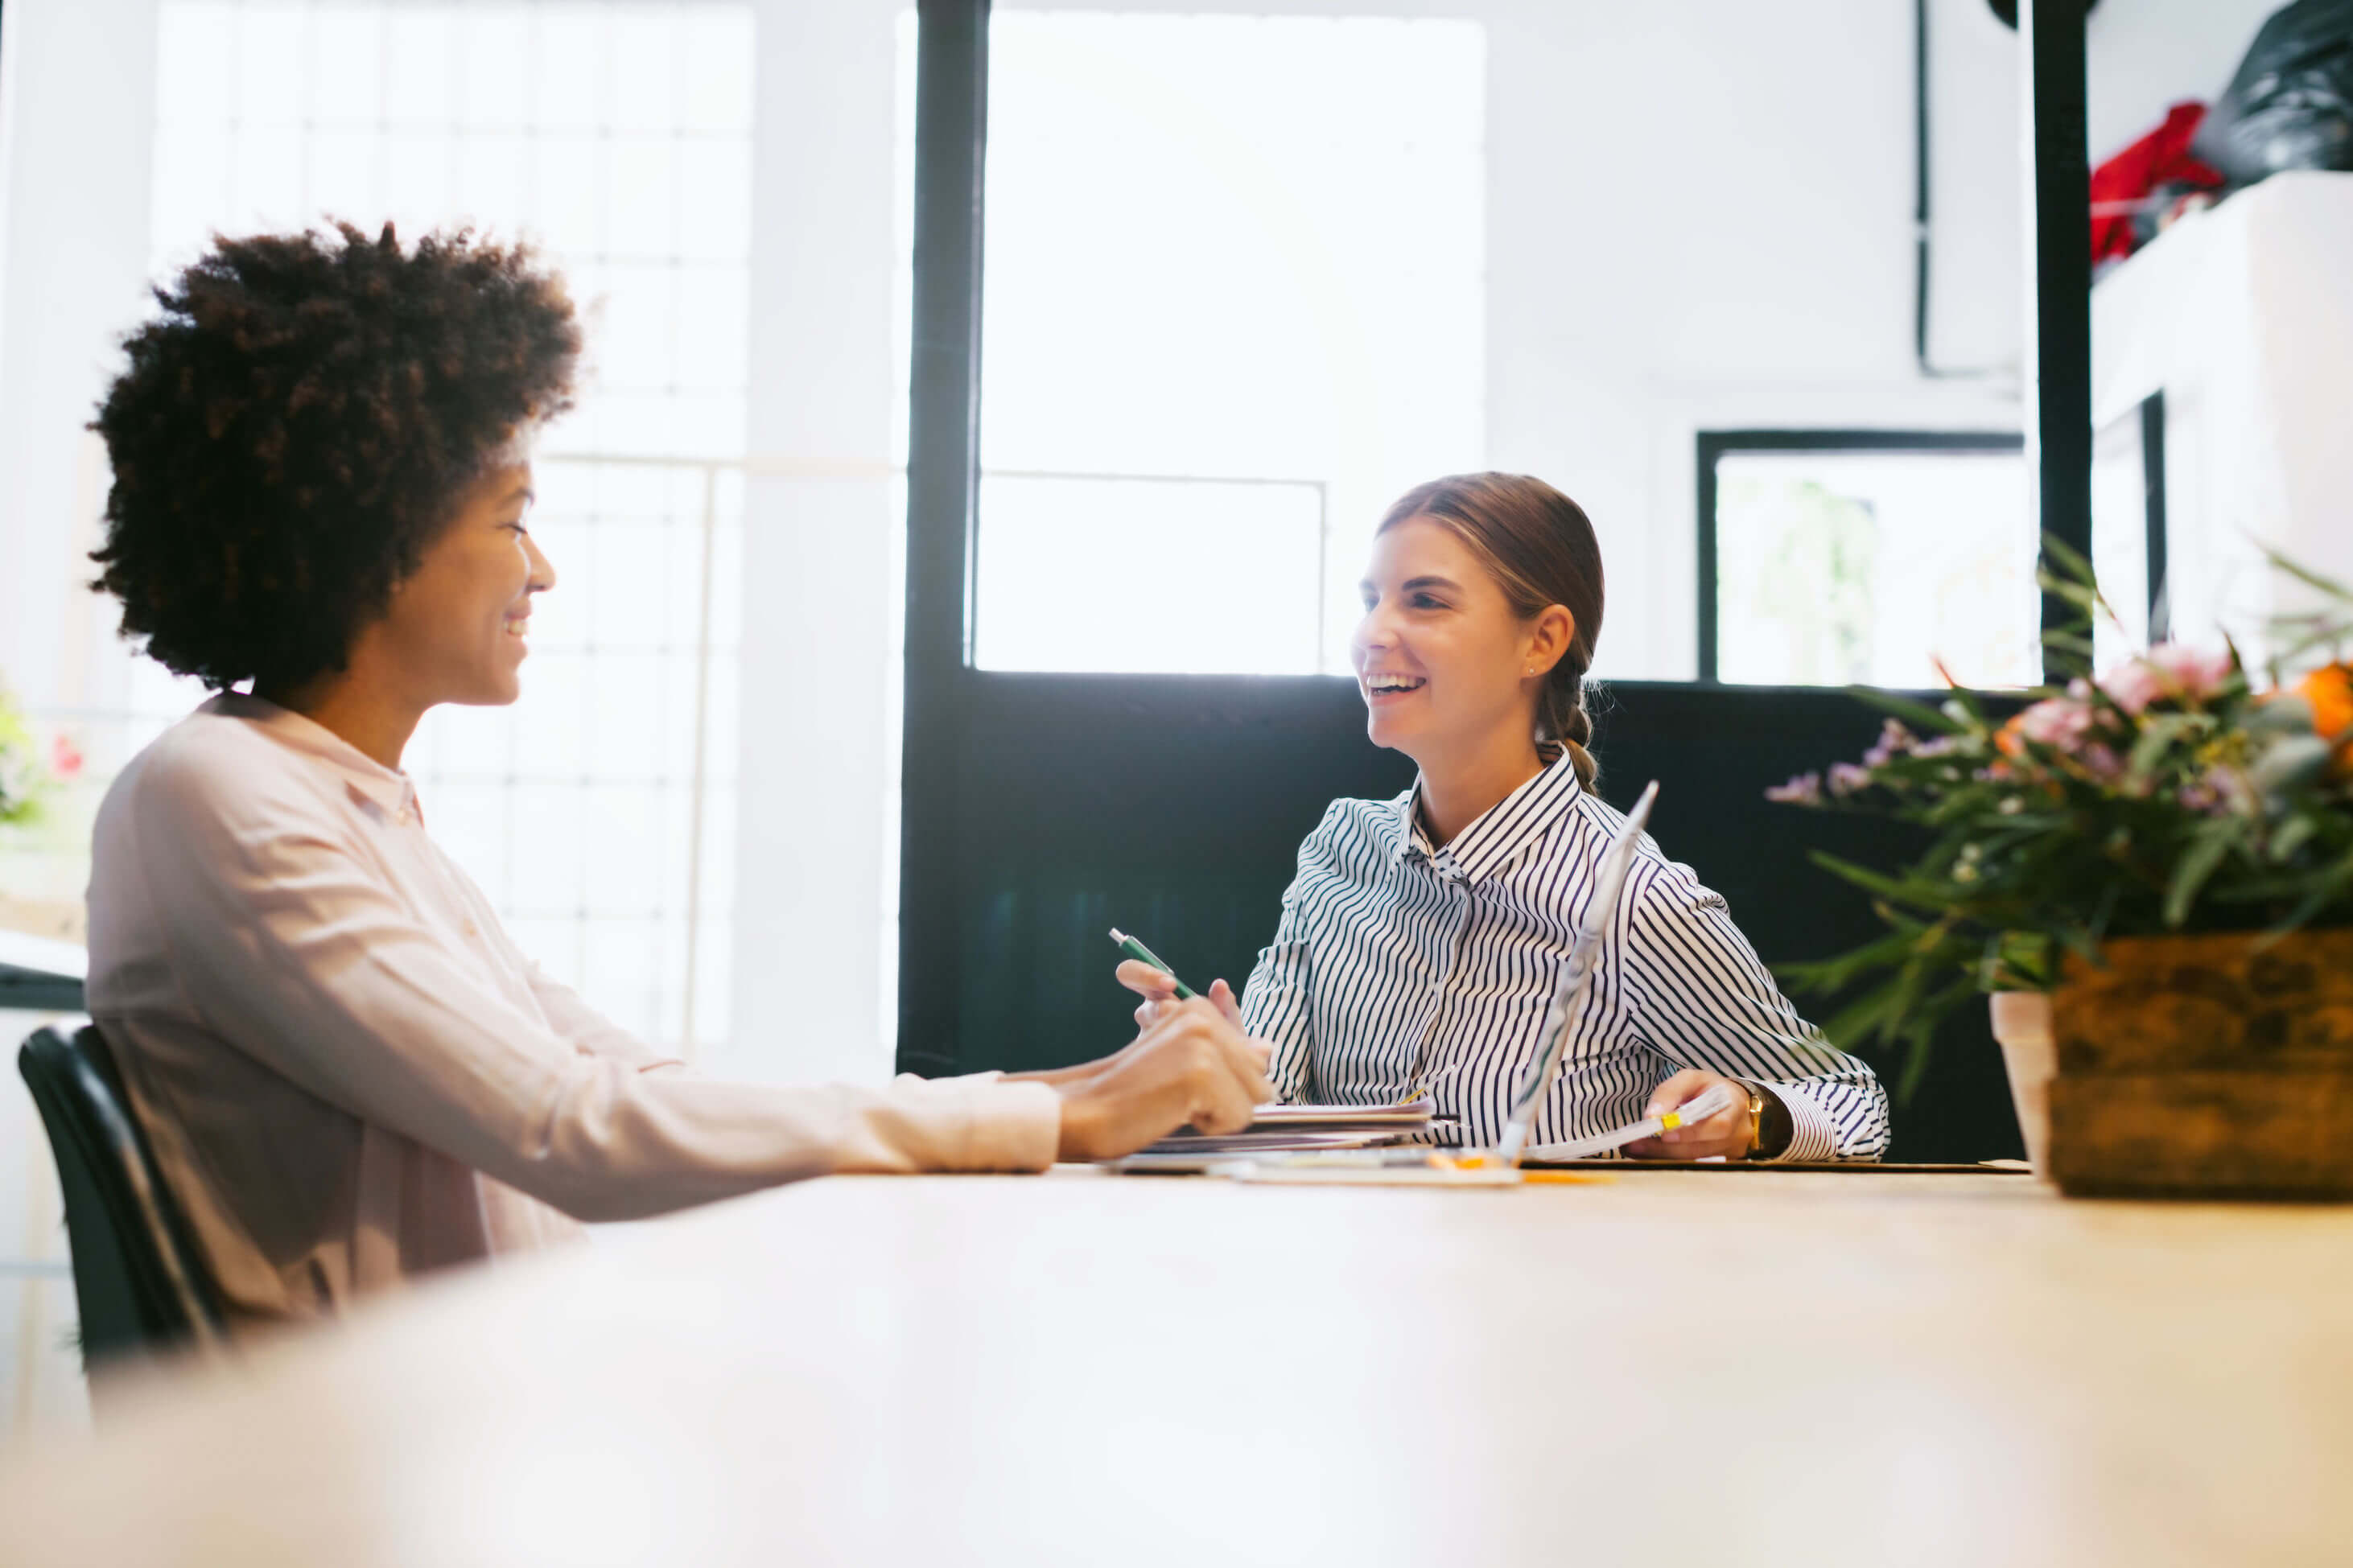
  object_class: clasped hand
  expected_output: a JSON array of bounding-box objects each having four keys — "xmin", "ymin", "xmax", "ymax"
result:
[{"xmin": 1042, "ymin": 985, "xmax": 1271, "ymax": 1162}]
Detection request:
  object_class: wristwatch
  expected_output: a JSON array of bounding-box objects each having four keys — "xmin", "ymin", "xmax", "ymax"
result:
[{"xmin": 1742, "ymin": 1084, "xmax": 1766, "ymax": 1159}]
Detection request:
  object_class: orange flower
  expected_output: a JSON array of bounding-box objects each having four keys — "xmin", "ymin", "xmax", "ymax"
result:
[{"xmin": 2297, "ymin": 663, "xmax": 2353, "ymax": 776}]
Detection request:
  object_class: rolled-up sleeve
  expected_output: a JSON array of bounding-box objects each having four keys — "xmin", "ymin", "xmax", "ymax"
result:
[
  {"xmin": 132, "ymin": 751, "xmax": 1061, "ymax": 1220},
  {"xmin": 1617, "ymin": 858, "xmax": 1890, "ymax": 1163}
]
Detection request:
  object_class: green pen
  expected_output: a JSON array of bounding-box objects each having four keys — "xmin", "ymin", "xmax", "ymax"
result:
[{"xmin": 1107, "ymin": 927, "xmax": 1199, "ymax": 1000}]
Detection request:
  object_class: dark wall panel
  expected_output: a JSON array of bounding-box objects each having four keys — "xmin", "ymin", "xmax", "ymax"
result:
[{"xmin": 936, "ymin": 674, "xmax": 2023, "ymax": 1163}]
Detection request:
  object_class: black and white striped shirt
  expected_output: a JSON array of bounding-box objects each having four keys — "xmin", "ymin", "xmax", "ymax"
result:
[{"xmin": 1240, "ymin": 745, "xmax": 1890, "ymax": 1159}]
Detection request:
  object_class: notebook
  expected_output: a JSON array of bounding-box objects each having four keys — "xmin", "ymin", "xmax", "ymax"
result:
[{"xmin": 1130, "ymin": 1097, "xmax": 1438, "ymax": 1161}]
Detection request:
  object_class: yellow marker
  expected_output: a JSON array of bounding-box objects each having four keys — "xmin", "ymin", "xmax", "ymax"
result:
[{"xmin": 1515, "ymin": 1080, "xmax": 1741, "ymax": 1163}]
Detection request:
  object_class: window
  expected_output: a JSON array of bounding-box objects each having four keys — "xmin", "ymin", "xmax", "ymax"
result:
[
  {"xmin": 1699, "ymin": 430, "xmax": 2034, "ymax": 689},
  {"xmin": 127, "ymin": 0, "xmax": 755, "ymax": 1053},
  {"xmin": 967, "ymin": 10, "xmax": 1486, "ymax": 675}
]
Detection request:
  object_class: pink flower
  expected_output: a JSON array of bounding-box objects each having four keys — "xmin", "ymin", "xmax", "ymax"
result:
[
  {"xmin": 1862, "ymin": 718, "xmax": 1915, "ymax": 768},
  {"xmin": 2001, "ymin": 697, "xmax": 2095, "ymax": 755},
  {"xmin": 2177, "ymin": 766, "xmax": 2239, "ymax": 817},
  {"xmin": 1828, "ymin": 762, "xmax": 1874, "ymax": 796},
  {"xmin": 1766, "ymin": 772, "xmax": 1823, "ymax": 805},
  {"xmin": 50, "ymin": 733, "xmax": 82, "ymax": 781},
  {"xmin": 2097, "ymin": 644, "xmax": 2237, "ymax": 715}
]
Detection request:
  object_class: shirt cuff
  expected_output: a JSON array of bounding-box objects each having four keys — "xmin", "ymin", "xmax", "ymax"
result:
[
  {"xmin": 893, "ymin": 1072, "xmax": 1061, "ymax": 1171},
  {"xmin": 1759, "ymin": 1081, "xmax": 1841, "ymax": 1163}
]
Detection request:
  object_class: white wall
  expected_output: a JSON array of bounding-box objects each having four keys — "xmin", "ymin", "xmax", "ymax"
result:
[
  {"xmin": 0, "ymin": 0, "xmax": 157, "ymax": 718},
  {"xmin": 728, "ymin": 0, "xmax": 906, "ymax": 1087},
  {"xmin": 0, "ymin": 0, "xmax": 159, "ymax": 1447}
]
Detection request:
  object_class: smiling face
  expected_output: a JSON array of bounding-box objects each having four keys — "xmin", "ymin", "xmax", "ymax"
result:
[
  {"xmin": 364, "ymin": 457, "xmax": 553, "ymax": 710},
  {"xmin": 1351, "ymin": 516, "xmax": 1571, "ymax": 768}
]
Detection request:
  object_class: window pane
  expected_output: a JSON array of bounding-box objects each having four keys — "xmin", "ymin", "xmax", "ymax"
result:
[
  {"xmin": 975, "ymin": 11, "xmax": 1486, "ymax": 674},
  {"xmin": 1714, "ymin": 447, "xmax": 2037, "ymax": 689},
  {"xmin": 974, "ymin": 475, "xmax": 1323, "ymax": 674}
]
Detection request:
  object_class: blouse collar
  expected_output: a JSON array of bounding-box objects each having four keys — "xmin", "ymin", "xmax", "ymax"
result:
[
  {"xmin": 201, "ymin": 693, "xmax": 422, "ymax": 821},
  {"xmin": 1392, "ymin": 741, "xmax": 1583, "ymax": 887}
]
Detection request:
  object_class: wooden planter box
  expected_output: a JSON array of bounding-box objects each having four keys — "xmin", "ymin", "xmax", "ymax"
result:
[{"xmin": 2047, "ymin": 928, "xmax": 2353, "ymax": 1199}]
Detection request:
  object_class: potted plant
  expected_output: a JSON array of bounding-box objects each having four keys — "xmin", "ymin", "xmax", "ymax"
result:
[
  {"xmin": 0, "ymin": 682, "xmax": 78, "ymax": 834},
  {"xmin": 1768, "ymin": 548, "xmax": 2353, "ymax": 1198},
  {"xmin": 0, "ymin": 680, "xmax": 89, "ymax": 946}
]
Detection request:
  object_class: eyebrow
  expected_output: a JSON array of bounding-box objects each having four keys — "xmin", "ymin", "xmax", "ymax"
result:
[
  {"xmin": 501, "ymin": 484, "xmax": 536, "ymax": 508},
  {"xmin": 1358, "ymin": 574, "xmax": 1465, "ymax": 596}
]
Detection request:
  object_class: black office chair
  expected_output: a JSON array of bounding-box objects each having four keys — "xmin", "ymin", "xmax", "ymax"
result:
[{"xmin": 18, "ymin": 1022, "xmax": 227, "ymax": 1367}]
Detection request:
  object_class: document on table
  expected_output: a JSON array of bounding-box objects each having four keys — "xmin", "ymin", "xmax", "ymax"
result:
[
  {"xmin": 1239, "ymin": 1096, "xmax": 1435, "ymax": 1130},
  {"xmin": 1127, "ymin": 1097, "xmax": 1440, "ymax": 1162}
]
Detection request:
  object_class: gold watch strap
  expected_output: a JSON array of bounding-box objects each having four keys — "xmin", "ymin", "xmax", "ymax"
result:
[{"xmin": 1743, "ymin": 1085, "xmax": 1766, "ymax": 1159}]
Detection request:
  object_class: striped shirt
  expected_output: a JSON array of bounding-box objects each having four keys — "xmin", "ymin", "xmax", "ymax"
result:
[{"xmin": 1240, "ymin": 745, "xmax": 1890, "ymax": 1160}]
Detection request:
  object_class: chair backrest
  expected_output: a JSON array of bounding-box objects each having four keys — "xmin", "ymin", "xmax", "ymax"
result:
[{"xmin": 18, "ymin": 1022, "xmax": 226, "ymax": 1365}]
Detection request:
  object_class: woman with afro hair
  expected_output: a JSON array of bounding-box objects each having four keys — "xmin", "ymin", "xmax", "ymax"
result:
[{"xmin": 84, "ymin": 224, "xmax": 1268, "ymax": 1327}]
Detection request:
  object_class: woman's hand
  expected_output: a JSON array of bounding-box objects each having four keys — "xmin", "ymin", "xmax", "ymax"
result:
[
  {"xmin": 1053, "ymin": 996, "xmax": 1274, "ymax": 1162},
  {"xmin": 1621, "ymin": 1068, "xmax": 1756, "ymax": 1162},
  {"xmin": 1116, "ymin": 960, "xmax": 1244, "ymax": 1034}
]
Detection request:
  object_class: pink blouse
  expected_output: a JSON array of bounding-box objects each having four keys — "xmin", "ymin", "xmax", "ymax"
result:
[{"xmin": 85, "ymin": 695, "xmax": 1057, "ymax": 1327}]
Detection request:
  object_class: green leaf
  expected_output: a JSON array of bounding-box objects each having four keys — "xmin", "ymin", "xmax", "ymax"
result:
[
  {"xmin": 2163, "ymin": 820, "xmax": 2241, "ymax": 928},
  {"xmin": 2256, "ymin": 848, "xmax": 2353, "ymax": 937},
  {"xmin": 2040, "ymin": 529, "xmax": 2098, "ymax": 587},
  {"xmin": 1806, "ymin": 851, "xmax": 1934, "ymax": 905},
  {"xmin": 2269, "ymin": 813, "xmax": 2318, "ymax": 864},
  {"xmin": 1847, "ymin": 687, "xmax": 1968, "ymax": 735},
  {"xmin": 1817, "ymin": 986, "xmax": 1898, "ymax": 1051},
  {"xmin": 2255, "ymin": 538, "xmax": 2353, "ymax": 604}
]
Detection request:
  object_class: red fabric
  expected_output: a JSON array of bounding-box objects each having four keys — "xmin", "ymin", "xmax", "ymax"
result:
[{"xmin": 2091, "ymin": 101, "xmax": 2224, "ymax": 263}]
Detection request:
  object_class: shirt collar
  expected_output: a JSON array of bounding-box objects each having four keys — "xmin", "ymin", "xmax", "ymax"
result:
[
  {"xmin": 202, "ymin": 693, "xmax": 421, "ymax": 821},
  {"xmin": 1391, "ymin": 743, "xmax": 1583, "ymax": 886}
]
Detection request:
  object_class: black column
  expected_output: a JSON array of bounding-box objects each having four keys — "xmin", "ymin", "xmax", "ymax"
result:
[
  {"xmin": 897, "ymin": 0, "xmax": 989, "ymax": 1076},
  {"xmin": 2025, "ymin": 0, "xmax": 2092, "ymax": 680}
]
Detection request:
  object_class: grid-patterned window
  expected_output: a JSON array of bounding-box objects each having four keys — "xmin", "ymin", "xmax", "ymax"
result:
[{"xmin": 108, "ymin": 0, "xmax": 756, "ymax": 1053}]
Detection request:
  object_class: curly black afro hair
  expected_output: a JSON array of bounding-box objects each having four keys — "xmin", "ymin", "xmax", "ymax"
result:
[{"xmin": 90, "ymin": 222, "xmax": 581, "ymax": 692}]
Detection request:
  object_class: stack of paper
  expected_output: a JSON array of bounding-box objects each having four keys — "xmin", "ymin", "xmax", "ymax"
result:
[{"xmin": 1131, "ymin": 1097, "xmax": 1438, "ymax": 1159}]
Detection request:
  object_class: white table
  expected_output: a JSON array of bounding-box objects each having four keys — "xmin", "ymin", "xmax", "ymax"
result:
[{"xmin": 0, "ymin": 1167, "xmax": 2346, "ymax": 1566}]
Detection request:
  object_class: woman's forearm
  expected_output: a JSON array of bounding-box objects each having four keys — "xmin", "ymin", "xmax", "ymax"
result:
[{"xmin": 1005, "ymin": 1062, "xmax": 1107, "ymax": 1089}]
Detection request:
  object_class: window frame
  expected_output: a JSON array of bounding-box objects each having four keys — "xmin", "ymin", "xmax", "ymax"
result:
[{"xmin": 1693, "ymin": 427, "xmax": 2027, "ymax": 684}]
